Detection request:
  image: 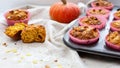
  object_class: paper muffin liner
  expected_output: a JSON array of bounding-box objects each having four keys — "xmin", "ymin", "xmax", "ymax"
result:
[
  {"xmin": 86, "ymin": 7, "xmax": 110, "ymax": 19},
  {"xmin": 110, "ymin": 20, "xmax": 120, "ymax": 31},
  {"xmin": 114, "ymin": 13, "xmax": 120, "ymax": 20},
  {"xmin": 91, "ymin": 1, "xmax": 114, "ymax": 10},
  {"xmin": 4, "ymin": 9, "xmax": 30, "ymax": 26},
  {"xmin": 79, "ymin": 16, "xmax": 107, "ymax": 30},
  {"xmin": 105, "ymin": 35, "xmax": 120, "ymax": 51},
  {"xmin": 69, "ymin": 27, "xmax": 100, "ymax": 45}
]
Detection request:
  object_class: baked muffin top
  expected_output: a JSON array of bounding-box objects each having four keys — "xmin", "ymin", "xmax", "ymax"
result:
[
  {"xmin": 70, "ymin": 26, "xmax": 98, "ymax": 40},
  {"xmin": 107, "ymin": 31, "xmax": 120, "ymax": 45},
  {"xmin": 111, "ymin": 21, "xmax": 120, "ymax": 29},
  {"xmin": 81, "ymin": 16, "xmax": 101, "ymax": 25},
  {"xmin": 89, "ymin": 9, "xmax": 106, "ymax": 15},
  {"xmin": 6, "ymin": 9, "xmax": 28, "ymax": 20},
  {"xmin": 114, "ymin": 10, "xmax": 120, "ymax": 18},
  {"xmin": 94, "ymin": 0, "xmax": 112, "ymax": 7}
]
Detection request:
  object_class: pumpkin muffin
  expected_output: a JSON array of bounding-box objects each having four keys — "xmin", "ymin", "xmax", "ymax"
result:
[
  {"xmin": 87, "ymin": 7, "xmax": 110, "ymax": 18},
  {"xmin": 69, "ymin": 26, "xmax": 99, "ymax": 45},
  {"xmin": 21, "ymin": 24, "xmax": 46, "ymax": 43},
  {"xmin": 105, "ymin": 31, "xmax": 120, "ymax": 51},
  {"xmin": 4, "ymin": 9, "xmax": 30, "ymax": 25},
  {"xmin": 79, "ymin": 16, "xmax": 106, "ymax": 30},
  {"xmin": 110, "ymin": 20, "xmax": 120, "ymax": 31},
  {"xmin": 91, "ymin": 0, "xmax": 114, "ymax": 10},
  {"xmin": 114, "ymin": 10, "xmax": 120, "ymax": 20},
  {"xmin": 5, "ymin": 23, "xmax": 27, "ymax": 40}
]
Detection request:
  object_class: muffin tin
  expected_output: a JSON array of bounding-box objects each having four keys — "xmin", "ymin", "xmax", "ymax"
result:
[{"xmin": 63, "ymin": 6, "xmax": 120, "ymax": 59}]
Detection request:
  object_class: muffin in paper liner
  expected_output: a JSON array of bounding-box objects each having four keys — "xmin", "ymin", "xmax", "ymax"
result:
[
  {"xmin": 91, "ymin": 0, "xmax": 114, "ymax": 10},
  {"xmin": 79, "ymin": 16, "xmax": 107, "ymax": 30},
  {"xmin": 4, "ymin": 9, "xmax": 30, "ymax": 26},
  {"xmin": 86, "ymin": 7, "xmax": 110, "ymax": 19},
  {"xmin": 110, "ymin": 20, "xmax": 120, "ymax": 31},
  {"xmin": 69, "ymin": 26, "xmax": 100, "ymax": 45},
  {"xmin": 105, "ymin": 31, "xmax": 120, "ymax": 51},
  {"xmin": 114, "ymin": 10, "xmax": 120, "ymax": 20}
]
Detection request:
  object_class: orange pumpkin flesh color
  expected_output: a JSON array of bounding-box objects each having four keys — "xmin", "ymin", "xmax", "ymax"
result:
[{"xmin": 49, "ymin": 0, "xmax": 80, "ymax": 23}]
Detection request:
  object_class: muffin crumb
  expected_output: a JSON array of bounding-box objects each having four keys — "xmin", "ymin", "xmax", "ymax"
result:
[
  {"xmin": 2, "ymin": 43, "xmax": 7, "ymax": 47},
  {"xmin": 54, "ymin": 60, "xmax": 58, "ymax": 62},
  {"xmin": 45, "ymin": 65, "xmax": 50, "ymax": 68}
]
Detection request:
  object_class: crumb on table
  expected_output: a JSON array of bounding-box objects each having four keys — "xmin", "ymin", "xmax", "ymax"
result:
[
  {"xmin": 45, "ymin": 65, "xmax": 50, "ymax": 68},
  {"xmin": 2, "ymin": 43, "xmax": 7, "ymax": 47}
]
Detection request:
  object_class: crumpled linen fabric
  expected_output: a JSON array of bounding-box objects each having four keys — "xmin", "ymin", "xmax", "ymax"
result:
[{"xmin": 0, "ymin": 5, "xmax": 86, "ymax": 68}]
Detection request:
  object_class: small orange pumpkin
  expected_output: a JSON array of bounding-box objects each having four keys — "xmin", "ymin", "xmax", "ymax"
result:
[{"xmin": 49, "ymin": 0, "xmax": 81, "ymax": 23}]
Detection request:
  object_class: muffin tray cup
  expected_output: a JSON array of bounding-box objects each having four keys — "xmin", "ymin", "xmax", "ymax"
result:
[{"xmin": 63, "ymin": 6, "xmax": 120, "ymax": 59}]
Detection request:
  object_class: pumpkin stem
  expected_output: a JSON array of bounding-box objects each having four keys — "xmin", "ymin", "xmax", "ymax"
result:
[{"xmin": 61, "ymin": 0, "xmax": 67, "ymax": 4}]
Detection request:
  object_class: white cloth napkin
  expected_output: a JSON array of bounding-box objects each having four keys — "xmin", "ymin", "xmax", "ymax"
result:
[{"xmin": 0, "ymin": 5, "xmax": 86, "ymax": 68}]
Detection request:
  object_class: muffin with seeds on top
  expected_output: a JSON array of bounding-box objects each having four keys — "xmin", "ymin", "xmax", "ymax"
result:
[
  {"xmin": 79, "ymin": 16, "xmax": 107, "ymax": 30},
  {"xmin": 105, "ymin": 31, "xmax": 120, "ymax": 51},
  {"xmin": 110, "ymin": 20, "xmax": 120, "ymax": 31},
  {"xmin": 4, "ymin": 9, "xmax": 30, "ymax": 26},
  {"xmin": 87, "ymin": 7, "xmax": 110, "ymax": 19},
  {"xmin": 69, "ymin": 26, "xmax": 100, "ymax": 45},
  {"xmin": 91, "ymin": 0, "xmax": 114, "ymax": 10}
]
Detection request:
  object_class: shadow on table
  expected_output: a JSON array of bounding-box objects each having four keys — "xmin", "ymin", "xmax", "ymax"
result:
[{"xmin": 78, "ymin": 52, "xmax": 120, "ymax": 64}]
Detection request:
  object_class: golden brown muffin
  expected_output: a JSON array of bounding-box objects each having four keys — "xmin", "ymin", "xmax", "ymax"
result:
[
  {"xmin": 6, "ymin": 9, "xmax": 28, "ymax": 21},
  {"xmin": 81, "ymin": 16, "xmax": 101, "ymax": 25},
  {"xmin": 70, "ymin": 26, "xmax": 98, "ymax": 40},
  {"xmin": 89, "ymin": 9, "xmax": 106, "ymax": 15},
  {"xmin": 107, "ymin": 31, "xmax": 120, "ymax": 45},
  {"xmin": 34, "ymin": 25, "xmax": 46, "ymax": 42},
  {"xmin": 111, "ymin": 21, "xmax": 120, "ymax": 29},
  {"xmin": 21, "ymin": 24, "xmax": 46, "ymax": 43},
  {"xmin": 95, "ymin": 0, "xmax": 112, "ymax": 7},
  {"xmin": 114, "ymin": 10, "xmax": 120, "ymax": 18},
  {"xmin": 5, "ymin": 23, "xmax": 27, "ymax": 40}
]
